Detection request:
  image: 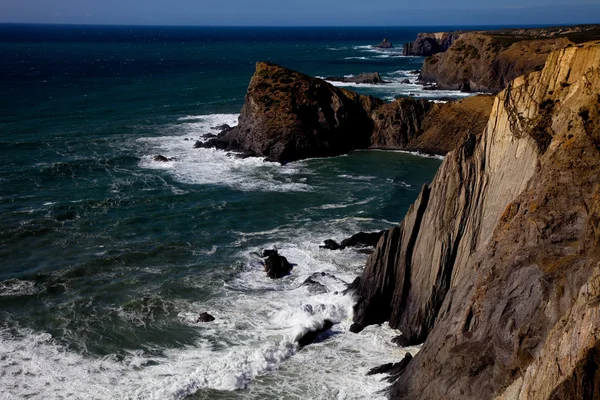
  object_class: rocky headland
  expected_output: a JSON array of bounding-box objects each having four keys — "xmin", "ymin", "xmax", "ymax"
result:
[
  {"xmin": 352, "ymin": 40, "xmax": 600, "ymax": 398},
  {"xmin": 403, "ymin": 32, "xmax": 461, "ymax": 56},
  {"xmin": 411, "ymin": 24, "xmax": 600, "ymax": 92},
  {"xmin": 199, "ymin": 62, "xmax": 493, "ymax": 162}
]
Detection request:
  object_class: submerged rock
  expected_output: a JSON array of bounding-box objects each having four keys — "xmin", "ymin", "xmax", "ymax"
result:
[
  {"xmin": 297, "ymin": 319, "xmax": 334, "ymax": 347},
  {"xmin": 325, "ymin": 72, "xmax": 384, "ymax": 84},
  {"xmin": 153, "ymin": 155, "xmax": 176, "ymax": 162},
  {"xmin": 196, "ymin": 312, "xmax": 215, "ymax": 323},
  {"xmin": 264, "ymin": 253, "xmax": 293, "ymax": 279},
  {"xmin": 320, "ymin": 231, "xmax": 385, "ymax": 251},
  {"xmin": 210, "ymin": 124, "xmax": 231, "ymax": 131}
]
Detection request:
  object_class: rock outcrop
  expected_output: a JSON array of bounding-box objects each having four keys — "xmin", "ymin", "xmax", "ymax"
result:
[
  {"xmin": 403, "ymin": 32, "xmax": 461, "ymax": 56},
  {"xmin": 370, "ymin": 95, "xmax": 494, "ymax": 155},
  {"xmin": 320, "ymin": 230, "xmax": 386, "ymax": 251},
  {"xmin": 198, "ymin": 62, "xmax": 494, "ymax": 162},
  {"xmin": 264, "ymin": 253, "xmax": 293, "ymax": 279},
  {"xmin": 419, "ymin": 25, "xmax": 600, "ymax": 93},
  {"xmin": 374, "ymin": 38, "xmax": 393, "ymax": 49},
  {"xmin": 325, "ymin": 72, "xmax": 384, "ymax": 84},
  {"xmin": 199, "ymin": 62, "xmax": 383, "ymax": 163},
  {"xmin": 351, "ymin": 41, "xmax": 600, "ymax": 399}
]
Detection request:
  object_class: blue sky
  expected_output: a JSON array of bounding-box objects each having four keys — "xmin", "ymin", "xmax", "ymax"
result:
[{"xmin": 2, "ymin": 0, "xmax": 600, "ymax": 26}]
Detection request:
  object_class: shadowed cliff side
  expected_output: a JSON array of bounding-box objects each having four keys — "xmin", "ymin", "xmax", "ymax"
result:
[
  {"xmin": 352, "ymin": 41, "xmax": 600, "ymax": 399},
  {"xmin": 403, "ymin": 32, "xmax": 461, "ymax": 56}
]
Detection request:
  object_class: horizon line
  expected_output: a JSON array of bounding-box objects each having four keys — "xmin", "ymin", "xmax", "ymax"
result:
[{"xmin": 1, "ymin": 22, "xmax": 598, "ymax": 28}]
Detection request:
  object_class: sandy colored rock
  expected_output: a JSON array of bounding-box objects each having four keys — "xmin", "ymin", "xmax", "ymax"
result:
[
  {"xmin": 419, "ymin": 25, "xmax": 600, "ymax": 93},
  {"xmin": 351, "ymin": 41, "xmax": 600, "ymax": 399}
]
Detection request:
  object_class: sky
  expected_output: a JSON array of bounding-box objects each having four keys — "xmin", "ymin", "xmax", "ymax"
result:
[{"xmin": 2, "ymin": 0, "xmax": 600, "ymax": 26}]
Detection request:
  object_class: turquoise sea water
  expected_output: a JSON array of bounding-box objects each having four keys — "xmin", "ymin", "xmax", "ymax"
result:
[{"xmin": 1, "ymin": 25, "xmax": 466, "ymax": 399}]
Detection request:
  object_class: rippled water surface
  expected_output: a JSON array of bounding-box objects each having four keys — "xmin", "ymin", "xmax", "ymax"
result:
[{"xmin": 0, "ymin": 25, "xmax": 462, "ymax": 399}]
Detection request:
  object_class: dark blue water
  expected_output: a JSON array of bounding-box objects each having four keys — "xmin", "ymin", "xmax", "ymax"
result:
[{"xmin": 0, "ymin": 25, "xmax": 457, "ymax": 399}]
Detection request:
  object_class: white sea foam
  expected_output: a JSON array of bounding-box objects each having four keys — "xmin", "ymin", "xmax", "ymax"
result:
[
  {"xmin": 1, "ymin": 215, "xmax": 409, "ymax": 399},
  {"xmin": 137, "ymin": 113, "xmax": 312, "ymax": 192},
  {"xmin": 370, "ymin": 148, "xmax": 445, "ymax": 160}
]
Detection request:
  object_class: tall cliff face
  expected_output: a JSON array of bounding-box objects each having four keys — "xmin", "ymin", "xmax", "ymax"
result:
[
  {"xmin": 403, "ymin": 32, "xmax": 461, "ymax": 56},
  {"xmin": 352, "ymin": 41, "xmax": 600, "ymax": 399}
]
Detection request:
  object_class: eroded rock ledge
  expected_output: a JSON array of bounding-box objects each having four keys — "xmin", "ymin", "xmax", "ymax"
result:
[
  {"xmin": 351, "ymin": 41, "xmax": 600, "ymax": 399},
  {"xmin": 199, "ymin": 62, "xmax": 493, "ymax": 163}
]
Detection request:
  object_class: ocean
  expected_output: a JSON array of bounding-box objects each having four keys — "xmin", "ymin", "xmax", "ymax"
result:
[{"xmin": 1, "ymin": 24, "xmax": 470, "ymax": 399}]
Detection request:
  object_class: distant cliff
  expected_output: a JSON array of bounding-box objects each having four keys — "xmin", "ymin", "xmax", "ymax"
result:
[
  {"xmin": 417, "ymin": 24, "xmax": 600, "ymax": 93},
  {"xmin": 200, "ymin": 62, "xmax": 493, "ymax": 162},
  {"xmin": 403, "ymin": 32, "xmax": 461, "ymax": 56},
  {"xmin": 351, "ymin": 41, "xmax": 600, "ymax": 399}
]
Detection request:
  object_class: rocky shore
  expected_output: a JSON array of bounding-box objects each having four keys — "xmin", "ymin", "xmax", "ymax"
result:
[{"xmin": 197, "ymin": 29, "xmax": 600, "ymax": 399}]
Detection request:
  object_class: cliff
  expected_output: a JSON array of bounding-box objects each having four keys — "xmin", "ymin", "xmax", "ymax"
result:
[
  {"xmin": 200, "ymin": 62, "xmax": 493, "ymax": 162},
  {"xmin": 352, "ymin": 41, "xmax": 600, "ymax": 398},
  {"xmin": 370, "ymin": 95, "xmax": 494, "ymax": 155},
  {"xmin": 419, "ymin": 25, "xmax": 600, "ymax": 93},
  {"xmin": 403, "ymin": 32, "xmax": 461, "ymax": 57}
]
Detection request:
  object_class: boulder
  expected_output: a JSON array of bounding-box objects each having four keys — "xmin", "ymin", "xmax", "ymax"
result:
[
  {"xmin": 320, "ymin": 239, "xmax": 341, "ymax": 250},
  {"xmin": 264, "ymin": 253, "xmax": 292, "ymax": 279},
  {"xmin": 196, "ymin": 312, "xmax": 215, "ymax": 323},
  {"xmin": 153, "ymin": 155, "xmax": 175, "ymax": 162},
  {"xmin": 401, "ymin": 79, "xmax": 411, "ymax": 84},
  {"xmin": 373, "ymin": 38, "xmax": 393, "ymax": 49}
]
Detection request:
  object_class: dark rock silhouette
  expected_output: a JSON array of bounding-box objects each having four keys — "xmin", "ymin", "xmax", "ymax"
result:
[
  {"xmin": 297, "ymin": 320, "xmax": 334, "ymax": 347},
  {"xmin": 196, "ymin": 312, "xmax": 215, "ymax": 323},
  {"xmin": 264, "ymin": 253, "xmax": 293, "ymax": 279},
  {"xmin": 325, "ymin": 72, "xmax": 384, "ymax": 84},
  {"xmin": 373, "ymin": 38, "xmax": 393, "ymax": 49}
]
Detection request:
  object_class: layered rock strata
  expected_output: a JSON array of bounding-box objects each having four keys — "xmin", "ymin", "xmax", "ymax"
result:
[{"xmin": 351, "ymin": 42, "xmax": 600, "ymax": 399}]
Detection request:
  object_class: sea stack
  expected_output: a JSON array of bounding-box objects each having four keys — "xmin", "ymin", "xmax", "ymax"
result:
[{"xmin": 374, "ymin": 38, "xmax": 393, "ymax": 49}]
